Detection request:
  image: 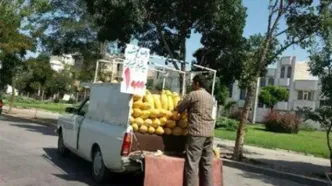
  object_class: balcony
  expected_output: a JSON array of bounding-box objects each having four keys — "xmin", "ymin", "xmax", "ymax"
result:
[
  {"xmin": 278, "ymin": 78, "xmax": 290, "ymax": 86},
  {"xmin": 294, "ymin": 80, "xmax": 318, "ymax": 91},
  {"xmin": 293, "ymin": 100, "xmax": 317, "ymax": 110},
  {"xmin": 281, "ymin": 57, "xmax": 292, "ymax": 65}
]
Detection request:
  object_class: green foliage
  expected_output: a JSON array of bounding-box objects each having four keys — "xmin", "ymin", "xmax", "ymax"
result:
[
  {"xmin": 85, "ymin": 0, "xmax": 247, "ymax": 74},
  {"xmin": 299, "ymin": 106, "xmax": 332, "ymax": 131},
  {"xmin": 215, "ymin": 124, "xmax": 329, "ymax": 159},
  {"xmin": 215, "ymin": 117, "xmax": 240, "ymax": 131},
  {"xmin": 259, "ymin": 86, "xmax": 289, "ymax": 109}
]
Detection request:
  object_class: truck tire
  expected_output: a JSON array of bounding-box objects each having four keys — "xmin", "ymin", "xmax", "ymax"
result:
[
  {"xmin": 57, "ymin": 131, "xmax": 69, "ymax": 157},
  {"xmin": 92, "ymin": 147, "xmax": 109, "ymax": 183}
]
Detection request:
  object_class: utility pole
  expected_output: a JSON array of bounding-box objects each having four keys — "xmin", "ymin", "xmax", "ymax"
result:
[{"xmin": 252, "ymin": 77, "xmax": 260, "ymax": 123}]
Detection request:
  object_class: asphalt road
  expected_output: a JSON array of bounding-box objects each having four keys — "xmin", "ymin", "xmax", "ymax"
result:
[{"xmin": 0, "ymin": 115, "xmax": 307, "ymax": 186}]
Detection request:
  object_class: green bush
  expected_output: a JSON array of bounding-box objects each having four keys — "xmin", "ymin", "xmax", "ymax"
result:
[
  {"xmin": 264, "ymin": 112, "xmax": 300, "ymax": 134},
  {"xmin": 215, "ymin": 117, "xmax": 239, "ymax": 131}
]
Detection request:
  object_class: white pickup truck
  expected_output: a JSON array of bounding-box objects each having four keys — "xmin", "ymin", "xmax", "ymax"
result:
[{"xmin": 56, "ymin": 83, "xmax": 189, "ymax": 183}]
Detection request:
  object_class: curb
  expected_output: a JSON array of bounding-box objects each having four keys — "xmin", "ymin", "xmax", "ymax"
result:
[{"xmin": 222, "ymin": 158, "xmax": 329, "ymax": 186}]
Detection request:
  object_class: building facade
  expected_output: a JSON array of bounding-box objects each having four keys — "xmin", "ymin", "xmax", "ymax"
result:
[
  {"xmin": 228, "ymin": 56, "xmax": 321, "ymax": 122},
  {"xmin": 49, "ymin": 54, "xmax": 77, "ymax": 72}
]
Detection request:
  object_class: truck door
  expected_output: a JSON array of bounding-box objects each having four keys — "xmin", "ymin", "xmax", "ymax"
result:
[{"xmin": 68, "ymin": 99, "xmax": 89, "ymax": 151}]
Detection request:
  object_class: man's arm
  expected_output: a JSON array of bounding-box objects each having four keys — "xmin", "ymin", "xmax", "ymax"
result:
[{"xmin": 176, "ymin": 93, "xmax": 193, "ymax": 113}]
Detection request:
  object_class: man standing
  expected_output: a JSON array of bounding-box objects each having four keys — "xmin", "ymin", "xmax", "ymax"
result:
[{"xmin": 176, "ymin": 75, "xmax": 215, "ymax": 186}]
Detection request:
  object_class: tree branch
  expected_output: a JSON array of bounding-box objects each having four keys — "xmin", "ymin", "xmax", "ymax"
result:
[{"xmin": 155, "ymin": 23, "xmax": 179, "ymax": 70}]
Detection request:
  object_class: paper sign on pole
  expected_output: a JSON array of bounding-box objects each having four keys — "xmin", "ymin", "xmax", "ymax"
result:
[{"xmin": 120, "ymin": 44, "xmax": 150, "ymax": 96}]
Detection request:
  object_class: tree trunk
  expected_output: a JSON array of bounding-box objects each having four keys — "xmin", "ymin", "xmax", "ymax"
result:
[
  {"xmin": 41, "ymin": 89, "xmax": 45, "ymax": 101},
  {"xmin": 233, "ymin": 83, "xmax": 256, "ymax": 160},
  {"xmin": 38, "ymin": 85, "xmax": 41, "ymax": 97},
  {"xmin": 326, "ymin": 124, "xmax": 332, "ymax": 172},
  {"xmin": 8, "ymin": 78, "xmax": 16, "ymax": 114}
]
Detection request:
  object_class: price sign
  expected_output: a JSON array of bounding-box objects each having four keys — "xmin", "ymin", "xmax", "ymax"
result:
[{"xmin": 120, "ymin": 44, "xmax": 150, "ymax": 96}]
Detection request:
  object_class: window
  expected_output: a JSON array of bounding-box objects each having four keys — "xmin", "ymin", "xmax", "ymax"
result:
[
  {"xmin": 258, "ymin": 102, "xmax": 264, "ymax": 108},
  {"xmin": 297, "ymin": 91, "xmax": 314, "ymax": 101},
  {"xmin": 280, "ymin": 66, "xmax": 285, "ymax": 78},
  {"xmin": 240, "ymin": 89, "xmax": 246, "ymax": 100},
  {"xmin": 298, "ymin": 91, "xmax": 303, "ymax": 100},
  {"xmin": 268, "ymin": 78, "xmax": 274, "ymax": 85},
  {"xmin": 117, "ymin": 64, "xmax": 121, "ymax": 71},
  {"xmin": 78, "ymin": 100, "xmax": 90, "ymax": 116},
  {"xmin": 287, "ymin": 66, "xmax": 292, "ymax": 78},
  {"xmin": 260, "ymin": 77, "xmax": 266, "ymax": 87}
]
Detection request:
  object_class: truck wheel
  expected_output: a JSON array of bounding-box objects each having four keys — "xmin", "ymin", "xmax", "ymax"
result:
[
  {"xmin": 92, "ymin": 148, "xmax": 109, "ymax": 183},
  {"xmin": 57, "ymin": 132, "xmax": 69, "ymax": 157}
]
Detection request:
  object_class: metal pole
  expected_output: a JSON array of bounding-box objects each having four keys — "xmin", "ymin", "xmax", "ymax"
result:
[
  {"xmin": 162, "ymin": 66, "xmax": 166, "ymax": 89},
  {"xmin": 211, "ymin": 71, "xmax": 217, "ymax": 96},
  {"xmin": 252, "ymin": 77, "xmax": 260, "ymax": 124},
  {"xmin": 182, "ymin": 72, "xmax": 186, "ymax": 96},
  {"xmin": 94, "ymin": 61, "xmax": 100, "ymax": 83}
]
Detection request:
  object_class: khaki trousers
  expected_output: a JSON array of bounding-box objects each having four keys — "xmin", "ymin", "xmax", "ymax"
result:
[{"xmin": 183, "ymin": 135, "xmax": 214, "ymax": 186}]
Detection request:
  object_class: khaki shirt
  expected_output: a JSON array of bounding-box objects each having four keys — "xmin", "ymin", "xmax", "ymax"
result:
[{"xmin": 177, "ymin": 89, "xmax": 215, "ymax": 137}]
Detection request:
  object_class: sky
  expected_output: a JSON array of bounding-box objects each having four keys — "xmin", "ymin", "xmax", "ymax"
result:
[
  {"xmin": 185, "ymin": 0, "xmax": 310, "ymax": 63},
  {"xmin": 28, "ymin": 0, "xmax": 311, "ymax": 63}
]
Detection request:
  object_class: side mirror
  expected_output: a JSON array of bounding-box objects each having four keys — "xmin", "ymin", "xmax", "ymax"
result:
[{"xmin": 65, "ymin": 107, "xmax": 76, "ymax": 113}]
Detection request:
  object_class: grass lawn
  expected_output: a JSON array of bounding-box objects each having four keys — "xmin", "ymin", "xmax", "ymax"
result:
[
  {"xmin": 3, "ymin": 100, "xmax": 69, "ymax": 113},
  {"xmin": 215, "ymin": 124, "xmax": 329, "ymax": 159}
]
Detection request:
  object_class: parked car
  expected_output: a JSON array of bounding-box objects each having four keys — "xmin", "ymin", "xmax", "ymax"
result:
[{"xmin": 0, "ymin": 98, "xmax": 3, "ymax": 115}]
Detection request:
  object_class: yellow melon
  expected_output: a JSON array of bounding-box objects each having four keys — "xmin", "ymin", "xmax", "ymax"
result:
[
  {"xmin": 133, "ymin": 100, "xmax": 143, "ymax": 109},
  {"xmin": 156, "ymin": 127, "xmax": 164, "ymax": 135},
  {"xmin": 143, "ymin": 94, "xmax": 154, "ymax": 109},
  {"xmin": 166, "ymin": 120, "xmax": 176, "ymax": 129},
  {"xmin": 139, "ymin": 125, "xmax": 148, "ymax": 133},
  {"xmin": 178, "ymin": 119, "xmax": 188, "ymax": 129},
  {"xmin": 173, "ymin": 96, "xmax": 181, "ymax": 108},
  {"xmin": 149, "ymin": 109, "xmax": 160, "ymax": 118},
  {"xmin": 140, "ymin": 102, "xmax": 152, "ymax": 110},
  {"xmin": 132, "ymin": 123, "xmax": 139, "ymax": 131},
  {"xmin": 165, "ymin": 110, "xmax": 173, "ymax": 118},
  {"xmin": 144, "ymin": 119, "xmax": 152, "ymax": 126},
  {"xmin": 159, "ymin": 117, "xmax": 168, "ymax": 126},
  {"xmin": 168, "ymin": 95, "xmax": 174, "ymax": 111},
  {"xmin": 129, "ymin": 116, "xmax": 135, "ymax": 124},
  {"xmin": 148, "ymin": 126, "xmax": 155, "ymax": 134},
  {"xmin": 141, "ymin": 110, "xmax": 150, "ymax": 119},
  {"xmin": 133, "ymin": 108, "xmax": 142, "ymax": 117},
  {"xmin": 158, "ymin": 109, "xmax": 167, "ymax": 117},
  {"xmin": 165, "ymin": 90, "xmax": 172, "ymax": 96},
  {"xmin": 133, "ymin": 95, "xmax": 142, "ymax": 101},
  {"xmin": 152, "ymin": 118, "xmax": 161, "ymax": 128},
  {"xmin": 164, "ymin": 128, "xmax": 172, "ymax": 135},
  {"xmin": 172, "ymin": 127, "xmax": 183, "ymax": 136},
  {"xmin": 134, "ymin": 117, "xmax": 144, "ymax": 126},
  {"xmin": 172, "ymin": 111, "xmax": 181, "ymax": 121},
  {"xmin": 153, "ymin": 94, "xmax": 162, "ymax": 109},
  {"xmin": 161, "ymin": 93, "xmax": 168, "ymax": 110}
]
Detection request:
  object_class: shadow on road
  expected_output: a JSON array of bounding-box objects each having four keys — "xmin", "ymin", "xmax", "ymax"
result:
[
  {"xmin": 1, "ymin": 115, "xmax": 57, "ymax": 136},
  {"xmin": 255, "ymin": 158, "xmax": 330, "ymax": 180},
  {"xmin": 42, "ymin": 148, "xmax": 143, "ymax": 186},
  {"xmin": 239, "ymin": 171, "xmax": 304, "ymax": 186},
  {"xmin": 10, "ymin": 123, "xmax": 57, "ymax": 136}
]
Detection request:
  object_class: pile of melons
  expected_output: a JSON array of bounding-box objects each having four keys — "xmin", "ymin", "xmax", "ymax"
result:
[{"xmin": 130, "ymin": 89, "xmax": 188, "ymax": 136}]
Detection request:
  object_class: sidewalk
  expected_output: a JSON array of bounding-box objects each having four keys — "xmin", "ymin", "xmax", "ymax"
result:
[
  {"xmin": 2, "ymin": 106, "xmax": 59, "ymax": 125},
  {"xmin": 215, "ymin": 138, "xmax": 330, "ymax": 180}
]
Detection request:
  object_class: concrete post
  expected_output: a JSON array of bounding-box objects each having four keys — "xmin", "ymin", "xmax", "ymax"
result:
[{"xmin": 252, "ymin": 77, "xmax": 260, "ymax": 123}]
